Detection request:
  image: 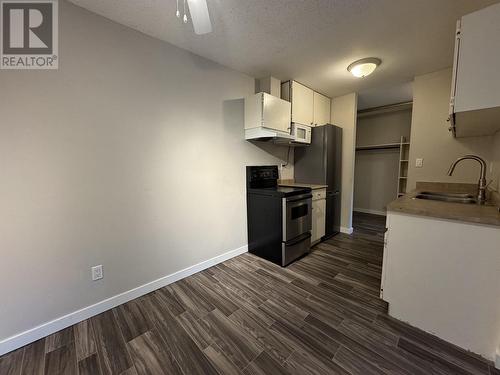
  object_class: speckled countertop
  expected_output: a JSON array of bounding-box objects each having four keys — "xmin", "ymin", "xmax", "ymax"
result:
[
  {"xmin": 278, "ymin": 180, "xmax": 328, "ymax": 190},
  {"xmin": 387, "ymin": 182, "xmax": 500, "ymax": 227}
]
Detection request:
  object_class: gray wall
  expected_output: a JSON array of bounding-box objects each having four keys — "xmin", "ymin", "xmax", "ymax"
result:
[
  {"xmin": 407, "ymin": 69, "xmax": 494, "ymax": 190},
  {"xmin": 0, "ymin": 1, "xmax": 293, "ymax": 342},
  {"xmin": 356, "ymin": 110, "xmax": 412, "ymax": 146},
  {"xmin": 354, "ymin": 110, "xmax": 412, "ymax": 214},
  {"xmin": 354, "ymin": 150, "xmax": 400, "ymax": 215},
  {"xmin": 492, "ymin": 131, "xmax": 500, "ymax": 193}
]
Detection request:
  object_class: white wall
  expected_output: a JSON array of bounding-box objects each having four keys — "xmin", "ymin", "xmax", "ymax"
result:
[
  {"xmin": 407, "ymin": 69, "xmax": 494, "ymax": 190},
  {"xmin": 492, "ymin": 131, "xmax": 500, "ymax": 193},
  {"xmin": 0, "ymin": 1, "xmax": 293, "ymax": 349},
  {"xmin": 354, "ymin": 110, "xmax": 412, "ymax": 214},
  {"xmin": 331, "ymin": 93, "xmax": 357, "ymax": 233}
]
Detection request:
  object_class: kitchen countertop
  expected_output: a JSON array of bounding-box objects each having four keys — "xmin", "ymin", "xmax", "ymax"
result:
[
  {"xmin": 278, "ymin": 180, "xmax": 328, "ymax": 190},
  {"xmin": 387, "ymin": 182, "xmax": 500, "ymax": 227}
]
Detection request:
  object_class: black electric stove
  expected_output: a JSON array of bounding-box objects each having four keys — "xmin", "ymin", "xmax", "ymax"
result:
[
  {"xmin": 246, "ymin": 166, "xmax": 312, "ymax": 266},
  {"xmin": 247, "ymin": 185, "xmax": 311, "ymax": 198}
]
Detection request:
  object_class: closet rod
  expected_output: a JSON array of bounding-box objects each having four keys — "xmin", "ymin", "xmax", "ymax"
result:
[{"xmin": 357, "ymin": 101, "xmax": 413, "ymax": 118}]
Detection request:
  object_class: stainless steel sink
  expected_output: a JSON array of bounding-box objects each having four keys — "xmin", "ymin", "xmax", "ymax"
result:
[
  {"xmin": 419, "ymin": 191, "xmax": 475, "ymax": 199},
  {"xmin": 415, "ymin": 193, "xmax": 477, "ymax": 204}
]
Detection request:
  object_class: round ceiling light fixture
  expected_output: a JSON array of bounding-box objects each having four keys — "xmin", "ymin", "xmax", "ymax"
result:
[{"xmin": 347, "ymin": 58, "xmax": 382, "ymax": 78}]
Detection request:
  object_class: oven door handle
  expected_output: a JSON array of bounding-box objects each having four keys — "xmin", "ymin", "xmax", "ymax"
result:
[
  {"xmin": 285, "ymin": 232, "xmax": 311, "ymax": 246},
  {"xmin": 286, "ymin": 194, "xmax": 313, "ymax": 203}
]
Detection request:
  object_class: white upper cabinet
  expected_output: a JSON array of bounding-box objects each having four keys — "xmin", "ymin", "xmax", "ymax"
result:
[
  {"xmin": 291, "ymin": 81, "xmax": 314, "ymax": 126},
  {"xmin": 281, "ymin": 80, "xmax": 331, "ymax": 127},
  {"xmin": 449, "ymin": 2, "xmax": 500, "ymax": 137},
  {"xmin": 244, "ymin": 92, "xmax": 291, "ymax": 134},
  {"xmin": 313, "ymin": 92, "xmax": 331, "ymax": 126}
]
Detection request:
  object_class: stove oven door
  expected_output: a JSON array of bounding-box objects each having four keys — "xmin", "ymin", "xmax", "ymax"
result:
[
  {"xmin": 281, "ymin": 232, "xmax": 311, "ymax": 266},
  {"xmin": 282, "ymin": 194, "xmax": 312, "ymax": 242}
]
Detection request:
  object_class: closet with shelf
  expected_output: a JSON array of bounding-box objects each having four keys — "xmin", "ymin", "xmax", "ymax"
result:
[{"xmin": 353, "ymin": 102, "xmax": 413, "ymax": 216}]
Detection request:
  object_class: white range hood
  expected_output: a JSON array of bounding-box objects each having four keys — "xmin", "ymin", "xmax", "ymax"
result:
[
  {"xmin": 244, "ymin": 92, "xmax": 294, "ymax": 142},
  {"xmin": 245, "ymin": 126, "xmax": 294, "ymax": 141}
]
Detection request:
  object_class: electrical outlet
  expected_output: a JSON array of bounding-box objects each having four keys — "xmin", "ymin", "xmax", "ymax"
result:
[
  {"xmin": 91, "ymin": 265, "xmax": 103, "ymax": 281},
  {"xmin": 415, "ymin": 158, "xmax": 424, "ymax": 168}
]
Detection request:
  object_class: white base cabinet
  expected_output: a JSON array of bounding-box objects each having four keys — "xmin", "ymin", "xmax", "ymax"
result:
[
  {"xmin": 311, "ymin": 189, "xmax": 326, "ymax": 244},
  {"xmin": 382, "ymin": 212, "xmax": 500, "ymax": 361}
]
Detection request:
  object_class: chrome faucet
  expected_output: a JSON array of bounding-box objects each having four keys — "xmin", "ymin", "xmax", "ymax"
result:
[{"xmin": 447, "ymin": 155, "xmax": 487, "ymax": 204}]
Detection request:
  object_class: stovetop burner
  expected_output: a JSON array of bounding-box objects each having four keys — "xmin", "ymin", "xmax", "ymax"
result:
[
  {"xmin": 247, "ymin": 185, "xmax": 311, "ymax": 198},
  {"xmin": 246, "ymin": 165, "xmax": 311, "ymax": 197}
]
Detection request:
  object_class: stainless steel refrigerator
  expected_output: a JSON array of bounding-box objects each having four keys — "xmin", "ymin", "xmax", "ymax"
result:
[{"xmin": 294, "ymin": 124, "xmax": 342, "ymax": 238}]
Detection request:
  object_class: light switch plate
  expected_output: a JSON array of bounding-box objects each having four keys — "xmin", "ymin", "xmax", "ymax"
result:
[
  {"xmin": 91, "ymin": 265, "xmax": 103, "ymax": 281},
  {"xmin": 416, "ymin": 158, "xmax": 423, "ymax": 168}
]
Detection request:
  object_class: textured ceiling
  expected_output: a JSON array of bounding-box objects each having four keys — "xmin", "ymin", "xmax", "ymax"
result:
[{"xmin": 68, "ymin": 0, "xmax": 499, "ymax": 100}]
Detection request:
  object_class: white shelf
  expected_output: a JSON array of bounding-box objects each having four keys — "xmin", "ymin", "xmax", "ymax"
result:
[
  {"xmin": 356, "ymin": 142, "xmax": 401, "ymax": 151},
  {"xmin": 396, "ymin": 136, "xmax": 409, "ymax": 198}
]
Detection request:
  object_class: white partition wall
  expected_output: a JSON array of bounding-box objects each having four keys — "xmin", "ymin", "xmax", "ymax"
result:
[{"xmin": 331, "ymin": 93, "xmax": 358, "ymax": 234}]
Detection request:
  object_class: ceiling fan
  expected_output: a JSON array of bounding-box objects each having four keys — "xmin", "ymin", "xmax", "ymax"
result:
[{"xmin": 176, "ymin": 0, "xmax": 213, "ymax": 35}]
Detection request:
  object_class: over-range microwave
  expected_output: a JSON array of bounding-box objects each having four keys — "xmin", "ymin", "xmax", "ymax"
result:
[{"xmin": 291, "ymin": 123, "xmax": 312, "ymax": 144}]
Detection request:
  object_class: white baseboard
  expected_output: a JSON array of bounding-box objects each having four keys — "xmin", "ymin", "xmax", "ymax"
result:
[
  {"xmin": 0, "ymin": 245, "xmax": 248, "ymax": 356},
  {"xmin": 340, "ymin": 226, "xmax": 353, "ymax": 234},
  {"xmin": 353, "ymin": 208, "xmax": 386, "ymax": 216}
]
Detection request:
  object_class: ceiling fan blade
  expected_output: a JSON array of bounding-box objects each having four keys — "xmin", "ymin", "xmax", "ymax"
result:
[{"xmin": 187, "ymin": 0, "xmax": 212, "ymax": 35}]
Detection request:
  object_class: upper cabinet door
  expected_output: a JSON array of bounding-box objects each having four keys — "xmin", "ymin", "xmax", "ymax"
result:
[
  {"xmin": 262, "ymin": 93, "xmax": 292, "ymax": 133},
  {"xmin": 291, "ymin": 81, "xmax": 314, "ymax": 126},
  {"xmin": 313, "ymin": 92, "xmax": 331, "ymax": 126},
  {"xmin": 450, "ymin": 2, "xmax": 500, "ymax": 137}
]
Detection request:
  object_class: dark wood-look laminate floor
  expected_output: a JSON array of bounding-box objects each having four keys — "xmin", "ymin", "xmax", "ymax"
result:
[
  {"xmin": 352, "ymin": 211, "xmax": 387, "ymax": 239},
  {"xmin": 1, "ymin": 213, "xmax": 498, "ymax": 375}
]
